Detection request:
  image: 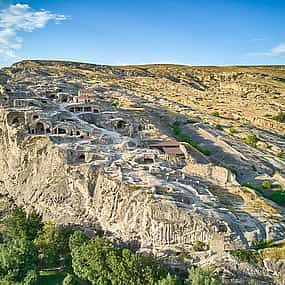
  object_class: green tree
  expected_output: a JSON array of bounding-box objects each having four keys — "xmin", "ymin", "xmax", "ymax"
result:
[
  {"xmin": 34, "ymin": 222, "xmax": 73, "ymax": 267},
  {"xmin": 4, "ymin": 208, "xmax": 43, "ymax": 241},
  {"xmin": 0, "ymin": 238, "xmax": 37, "ymax": 282},
  {"xmin": 69, "ymin": 231, "xmax": 90, "ymax": 251},
  {"xmin": 185, "ymin": 267, "xmax": 222, "ymax": 285},
  {"xmin": 70, "ymin": 235, "xmax": 165, "ymax": 285},
  {"xmin": 157, "ymin": 273, "xmax": 181, "ymax": 285}
]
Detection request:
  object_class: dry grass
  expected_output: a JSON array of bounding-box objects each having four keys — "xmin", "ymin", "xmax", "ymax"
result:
[{"xmin": 261, "ymin": 241, "xmax": 285, "ymax": 260}]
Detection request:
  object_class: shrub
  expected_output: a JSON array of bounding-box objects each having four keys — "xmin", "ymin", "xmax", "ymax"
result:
[
  {"xmin": 262, "ymin": 181, "xmax": 271, "ymax": 189},
  {"xmin": 272, "ymin": 112, "xmax": 285, "ymax": 123},
  {"xmin": 111, "ymin": 99, "xmax": 120, "ymax": 108},
  {"xmin": 177, "ymin": 251, "xmax": 187, "ymax": 261},
  {"xmin": 252, "ymin": 239, "xmax": 272, "ymax": 250},
  {"xmin": 271, "ymin": 190, "xmax": 285, "ymax": 204},
  {"xmin": 229, "ymin": 127, "xmax": 237, "ymax": 134},
  {"xmin": 193, "ymin": 240, "xmax": 207, "ymax": 252},
  {"xmin": 242, "ymin": 182, "xmax": 262, "ymax": 192},
  {"xmin": 215, "ymin": 124, "xmax": 223, "ymax": 130},
  {"xmin": 244, "ymin": 134, "xmax": 259, "ymax": 147},
  {"xmin": 185, "ymin": 267, "xmax": 222, "ymax": 285},
  {"xmin": 211, "ymin": 111, "xmax": 220, "ymax": 117},
  {"xmin": 276, "ymin": 151, "xmax": 284, "ymax": 158},
  {"xmin": 34, "ymin": 222, "xmax": 73, "ymax": 267},
  {"xmin": 226, "ymin": 166, "xmax": 237, "ymax": 176},
  {"xmin": 231, "ymin": 249, "xmax": 262, "ymax": 264}
]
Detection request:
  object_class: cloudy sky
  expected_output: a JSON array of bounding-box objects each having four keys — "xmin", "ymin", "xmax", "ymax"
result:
[{"xmin": 0, "ymin": 0, "xmax": 285, "ymax": 66}]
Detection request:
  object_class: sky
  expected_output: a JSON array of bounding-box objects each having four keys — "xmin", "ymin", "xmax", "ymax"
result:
[{"xmin": 0, "ymin": 0, "xmax": 285, "ymax": 67}]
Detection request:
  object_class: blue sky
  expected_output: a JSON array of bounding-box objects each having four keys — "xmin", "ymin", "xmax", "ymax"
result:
[{"xmin": 0, "ymin": 0, "xmax": 285, "ymax": 67}]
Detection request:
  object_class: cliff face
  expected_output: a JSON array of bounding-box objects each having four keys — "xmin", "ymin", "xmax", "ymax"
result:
[{"xmin": 0, "ymin": 109, "xmax": 222, "ymax": 250}]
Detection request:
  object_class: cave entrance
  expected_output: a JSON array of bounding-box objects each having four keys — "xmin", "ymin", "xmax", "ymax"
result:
[
  {"xmin": 117, "ymin": 120, "xmax": 126, "ymax": 129},
  {"xmin": 36, "ymin": 122, "xmax": 45, "ymax": 134}
]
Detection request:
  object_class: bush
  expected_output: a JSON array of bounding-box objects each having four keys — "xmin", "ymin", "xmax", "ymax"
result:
[
  {"xmin": 252, "ymin": 239, "xmax": 272, "ymax": 250},
  {"xmin": 231, "ymin": 249, "xmax": 262, "ymax": 264},
  {"xmin": 215, "ymin": 124, "xmax": 223, "ymax": 130},
  {"xmin": 276, "ymin": 151, "xmax": 284, "ymax": 158},
  {"xmin": 211, "ymin": 111, "xmax": 220, "ymax": 117},
  {"xmin": 271, "ymin": 190, "xmax": 285, "ymax": 204},
  {"xmin": 272, "ymin": 112, "xmax": 285, "ymax": 123},
  {"xmin": 111, "ymin": 99, "xmax": 120, "ymax": 108},
  {"xmin": 244, "ymin": 134, "xmax": 259, "ymax": 147},
  {"xmin": 193, "ymin": 241, "xmax": 207, "ymax": 252},
  {"xmin": 225, "ymin": 166, "xmax": 237, "ymax": 176},
  {"xmin": 262, "ymin": 181, "xmax": 271, "ymax": 189},
  {"xmin": 242, "ymin": 182, "xmax": 262, "ymax": 192},
  {"xmin": 185, "ymin": 267, "xmax": 222, "ymax": 285},
  {"xmin": 229, "ymin": 127, "xmax": 237, "ymax": 134}
]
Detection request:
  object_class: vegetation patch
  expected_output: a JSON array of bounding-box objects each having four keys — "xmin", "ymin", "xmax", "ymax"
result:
[
  {"xmin": 211, "ymin": 111, "xmax": 220, "ymax": 117},
  {"xmin": 215, "ymin": 124, "xmax": 223, "ymax": 130},
  {"xmin": 252, "ymin": 239, "xmax": 273, "ymax": 250},
  {"xmin": 244, "ymin": 134, "xmax": 259, "ymax": 147},
  {"xmin": 276, "ymin": 151, "xmax": 284, "ymax": 158},
  {"xmin": 242, "ymin": 182, "xmax": 285, "ymax": 206},
  {"xmin": 231, "ymin": 249, "xmax": 262, "ymax": 264},
  {"xmin": 261, "ymin": 242, "xmax": 285, "ymax": 260},
  {"xmin": 228, "ymin": 127, "xmax": 237, "ymax": 135},
  {"xmin": 170, "ymin": 120, "xmax": 211, "ymax": 156},
  {"xmin": 225, "ymin": 166, "xmax": 238, "ymax": 175},
  {"xmin": 193, "ymin": 240, "xmax": 208, "ymax": 252},
  {"xmin": 272, "ymin": 112, "xmax": 285, "ymax": 123},
  {"xmin": 0, "ymin": 207, "xmax": 229, "ymax": 285}
]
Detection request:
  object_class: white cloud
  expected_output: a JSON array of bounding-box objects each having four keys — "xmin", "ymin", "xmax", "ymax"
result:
[
  {"xmin": 248, "ymin": 43, "xmax": 285, "ymax": 57},
  {"xmin": 0, "ymin": 3, "xmax": 67, "ymax": 59},
  {"xmin": 271, "ymin": 43, "xmax": 285, "ymax": 55}
]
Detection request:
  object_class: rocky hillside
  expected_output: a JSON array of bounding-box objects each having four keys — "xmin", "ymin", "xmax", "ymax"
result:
[{"xmin": 0, "ymin": 60, "xmax": 284, "ymax": 284}]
